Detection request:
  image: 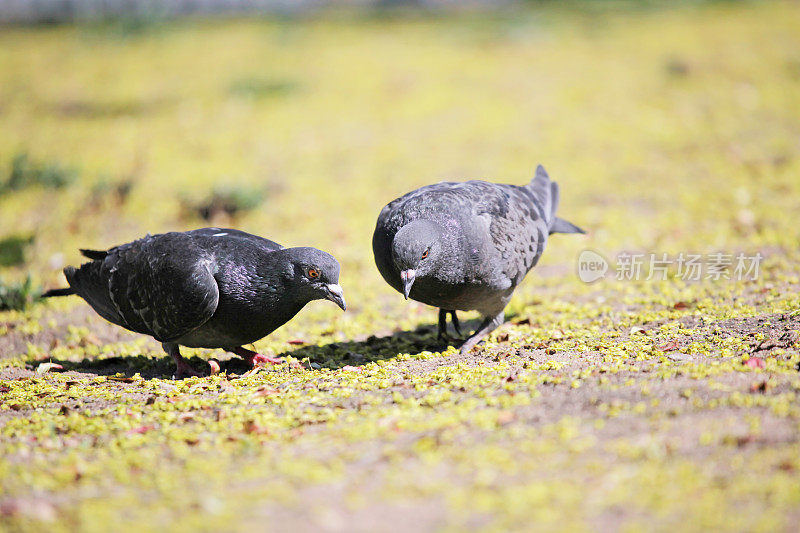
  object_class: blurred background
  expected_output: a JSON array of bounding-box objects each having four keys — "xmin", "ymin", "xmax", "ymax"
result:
[
  {"xmin": 0, "ymin": 0, "xmax": 798, "ymax": 333},
  {"xmin": 2, "ymin": 3, "xmax": 800, "ymax": 531}
]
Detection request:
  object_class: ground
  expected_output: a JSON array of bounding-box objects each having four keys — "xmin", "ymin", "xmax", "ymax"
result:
[{"xmin": 1, "ymin": 2, "xmax": 800, "ymax": 532}]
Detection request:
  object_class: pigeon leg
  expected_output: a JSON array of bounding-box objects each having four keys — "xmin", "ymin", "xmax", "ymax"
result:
[
  {"xmin": 163, "ymin": 342, "xmax": 203, "ymax": 378},
  {"xmin": 437, "ymin": 309, "xmax": 462, "ymax": 342},
  {"xmin": 437, "ymin": 309, "xmax": 448, "ymax": 340},
  {"xmin": 450, "ymin": 311, "xmax": 462, "ymax": 337},
  {"xmin": 459, "ymin": 311, "xmax": 505, "ymax": 354}
]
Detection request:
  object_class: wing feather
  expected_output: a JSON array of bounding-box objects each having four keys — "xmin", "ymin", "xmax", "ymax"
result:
[{"xmin": 69, "ymin": 233, "xmax": 220, "ymax": 342}]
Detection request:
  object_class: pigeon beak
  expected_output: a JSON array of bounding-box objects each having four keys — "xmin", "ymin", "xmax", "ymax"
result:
[
  {"xmin": 400, "ymin": 269, "xmax": 416, "ymax": 300},
  {"xmin": 323, "ymin": 283, "xmax": 346, "ymax": 311}
]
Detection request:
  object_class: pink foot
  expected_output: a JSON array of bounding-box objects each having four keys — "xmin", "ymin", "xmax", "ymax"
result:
[
  {"xmin": 231, "ymin": 347, "xmax": 302, "ymax": 369},
  {"xmin": 251, "ymin": 353, "xmax": 286, "ymax": 365}
]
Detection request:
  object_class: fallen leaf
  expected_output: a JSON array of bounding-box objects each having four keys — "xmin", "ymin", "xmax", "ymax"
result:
[
  {"xmin": 657, "ymin": 340, "xmax": 680, "ymax": 352},
  {"xmin": 673, "ymin": 301, "xmax": 689, "ymax": 310},
  {"xmin": 240, "ymin": 366, "xmax": 262, "ymax": 378},
  {"xmin": 243, "ymin": 420, "xmax": 269, "ymax": 435},
  {"xmin": 208, "ymin": 359, "xmax": 221, "ymax": 375},
  {"xmin": 107, "ymin": 376, "xmax": 134, "ymax": 383},
  {"xmin": 126, "ymin": 425, "xmax": 154, "ymax": 435},
  {"xmin": 288, "ymin": 339, "xmax": 306, "ymax": 345},
  {"xmin": 496, "ymin": 411, "xmax": 516, "ymax": 426},
  {"xmin": 36, "ymin": 362, "xmax": 63, "ymax": 374},
  {"xmin": 342, "ymin": 365, "xmax": 362, "ymax": 373},
  {"xmin": 744, "ymin": 357, "xmax": 766, "ymax": 369}
]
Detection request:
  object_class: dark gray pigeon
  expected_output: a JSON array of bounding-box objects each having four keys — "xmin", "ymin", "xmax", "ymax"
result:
[
  {"xmin": 44, "ymin": 228, "xmax": 346, "ymax": 377},
  {"xmin": 372, "ymin": 165, "xmax": 584, "ymax": 353}
]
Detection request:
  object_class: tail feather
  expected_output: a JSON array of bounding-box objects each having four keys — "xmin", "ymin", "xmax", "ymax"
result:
[
  {"xmin": 550, "ymin": 217, "xmax": 585, "ymax": 235},
  {"xmin": 42, "ymin": 287, "xmax": 74, "ymax": 298},
  {"xmin": 80, "ymin": 249, "xmax": 107, "ymax": 260},
  {"xmin": 528, "ymin": 164, "xmax": 556, "ymax": 226},
  {"xmin": 528, "ymin": 164, "xmax": 585, "ymax": 235}
]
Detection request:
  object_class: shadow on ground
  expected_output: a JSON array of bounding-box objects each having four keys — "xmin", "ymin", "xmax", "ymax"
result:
[{"xmin": 31, "ymin": 319, "xmax": 485, "ymax": 379}]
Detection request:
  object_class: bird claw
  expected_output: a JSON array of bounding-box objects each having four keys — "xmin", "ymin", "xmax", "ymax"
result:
[
  {"xmin": 251, "ymin": 353, "xmax": 284, "ymax": 365},
  {"xmin": 250, "ymin": 353, "xmax": 303, "ymax": 370},
  {"xmin": 174, "ymin": 362, "xmax": 204, "ymax": 379},
  {"xmin": 437, "ymin": 332, "xmax": 462, "ymax": 345}
]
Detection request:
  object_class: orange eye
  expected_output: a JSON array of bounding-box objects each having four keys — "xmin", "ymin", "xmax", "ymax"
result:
[
  {"xmin": 421, "ymin": 249, "xmax": 429, "ymax": 259},
  {"xmin": 308, "ymin": 268, "xmax": 320, "ymax": 279}
]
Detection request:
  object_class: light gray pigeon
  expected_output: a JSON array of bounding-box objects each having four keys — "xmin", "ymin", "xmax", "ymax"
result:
[
  {"xmin": 43, "ymin": 228, "xmax": 346, "ymax": 377},
  {"xmin": 372, "ymin": 165, "xmax": 584, "ymax": 353}
]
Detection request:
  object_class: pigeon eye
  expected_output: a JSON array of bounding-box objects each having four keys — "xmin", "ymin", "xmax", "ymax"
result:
[
  {"xmin": 307, "ymin": 268, "xmax": 320, "ymax": 279},
  {"xmin": 421, "ymin": 249, "xmax": 430, "ymax": 260}
]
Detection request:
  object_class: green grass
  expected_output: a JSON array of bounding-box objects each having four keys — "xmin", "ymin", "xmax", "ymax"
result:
[{"xmin": 1, "ymin": 2, "xmax": 799, "ymax": 531}]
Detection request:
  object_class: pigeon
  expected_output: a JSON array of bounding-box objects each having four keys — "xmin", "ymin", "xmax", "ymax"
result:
[
  {"xmin": 372, "ymin": 165, "xmax": 584, "ymax": 353},
  {"xmin": 43, "ymin": 228, "xmax": 346, "ymax": 377}
]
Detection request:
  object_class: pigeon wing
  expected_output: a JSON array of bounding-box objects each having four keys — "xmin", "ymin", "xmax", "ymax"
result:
[
  {"xmin": 186, "ymin": 227, "xmax": 283, "ymax": 251},
  {"xmin": 69, "ymin": 233, "xmax": 220, "ymax": 342},
  {"xmin": 473, "ymin": 181, "xmax": 550, "ymax": 287}
]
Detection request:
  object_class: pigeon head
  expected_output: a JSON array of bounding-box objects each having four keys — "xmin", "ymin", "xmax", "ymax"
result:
[
  {"xmin": 280, "ymin": 247, "xmax": 346, "ymax": 311},
  {"xmin": 391, "ymin": 220, "xmax": 444, "ymax": 299}
]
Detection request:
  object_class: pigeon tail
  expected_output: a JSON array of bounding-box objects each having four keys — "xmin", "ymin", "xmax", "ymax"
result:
[
  {"xmin": 80, "ymin": 249, "xmax": 108, "ymax": 260},
  {"xmin": 528, "ymin": 164, "xmax": 559, "ymax": 227},
  {"xmin": 530, "ymin": 165, "xmax": 585, "ymax": 235},
  {"xmin": 42, "ymin": 287, "xmax": 74, "ymax": 297},
  {"xmin": 549, "ymin": 217, "xmax": 585, "ymax": 235}
]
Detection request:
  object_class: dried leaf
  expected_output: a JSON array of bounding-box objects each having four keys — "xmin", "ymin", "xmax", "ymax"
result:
[
  {"xmin": 496, "ymin": 411, "xmax": 516, "ymax": 426},
  {"xmin": 126, "ymin": 424, "xmax": 154, "ymax": 435},
  {"xmin": 36, "ymin": 362, "xmax": 63, "ymax": 374},
  {"xmin": 243, "ymin": 420, "xmax": 269, "ymax": 435},
  {"xmin": 107, "ymin": 376, "xmax": 134, "ymax": 383},
  {"xmin": 744, "ymin": 357, "xmax": 766, "ymax": 369},
  {"xmin": 177, "ymin": 412, "xmax": 195, "ymax": 422},
  {"xmin": 240, "ymin": 366, "xmax": 262, "ymax": 378},
  {"xmin": 657, "ymin": 340, "xmax": 680, "ymax": 352}
]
